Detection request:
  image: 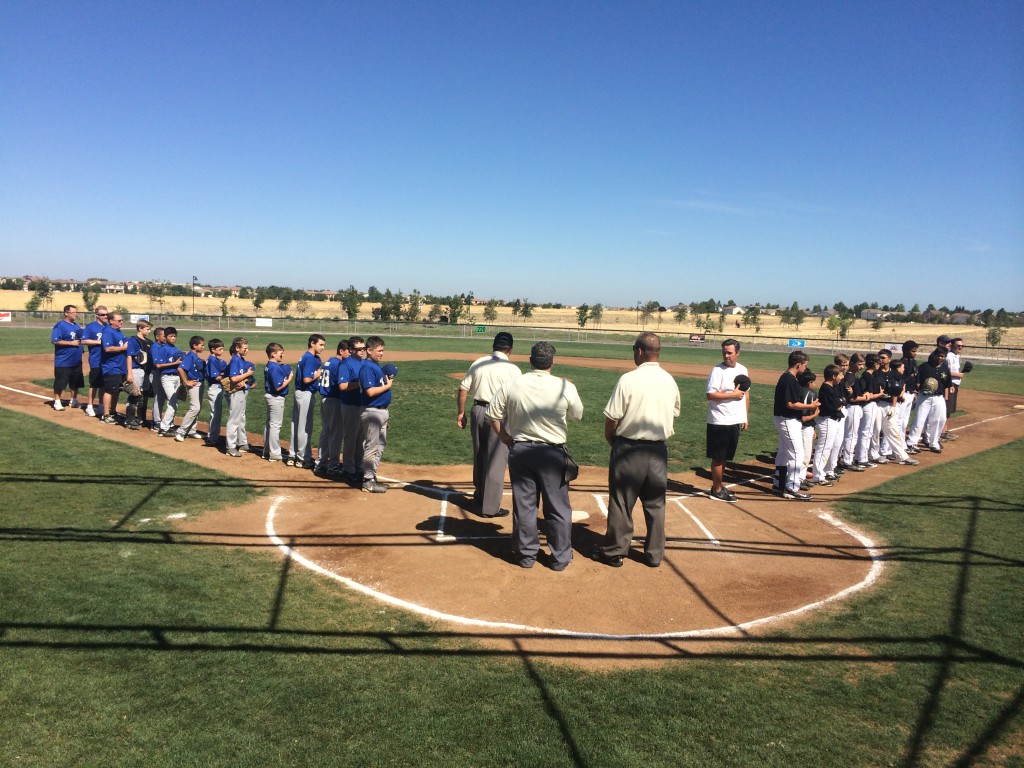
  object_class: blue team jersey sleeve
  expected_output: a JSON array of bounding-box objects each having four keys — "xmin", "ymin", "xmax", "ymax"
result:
[{"xmin": 359, "ymin": 363, "xmax": 380, "ymax": 391}]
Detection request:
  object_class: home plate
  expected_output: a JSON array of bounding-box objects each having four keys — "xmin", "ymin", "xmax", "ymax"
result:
[{"xmin": 571, "ymin": 510, "xmax": 589, "ymax": 522}]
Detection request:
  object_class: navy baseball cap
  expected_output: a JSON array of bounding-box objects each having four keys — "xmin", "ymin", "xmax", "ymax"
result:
[
  {"xmin": 733, "ymin": 374, "xmax": 752, "ymax": 392},
  {"xmin": 381, "ymin": 363, "xmax": 398, "ymax": 378},
  {"xmin": 493, "ymin": 332, "xmax": 514, "ymax": 349}
]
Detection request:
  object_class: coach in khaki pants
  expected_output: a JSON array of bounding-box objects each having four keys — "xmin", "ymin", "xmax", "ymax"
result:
[{"xmin": 591, "ymin": 332, "xmax": 681, "ymax": 568}]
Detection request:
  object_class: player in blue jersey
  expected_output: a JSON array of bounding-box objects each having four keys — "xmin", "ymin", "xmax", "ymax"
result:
[
  {"xmin": 82, "ymin": 306, "xmax": 109, "ymax": 416},
  {"xmin": 174, "ymin": 336, "xmax": 206, "ymax": 442},
  {"xmin": 339, "ymin": 336, "xmax": 368, "ymax": 483},
  {"xmin": 204, "ymin": 339, "xmax": 228, "ymax": 446},
  {"xmin": 358, "ymin": 336, "xmax": 394, "ymax": 493},
  {"xmin": 225, "ymin": 337, "xmax": 256, "ymax": 457},
  {"xmin": 124, "ymin": 319, "xmax": 153, "ymax": 430},
  {"xmin": 315, "ymin": 340, "xmax": 350, "ymax": 476},
  {"xmin": 99, "ymin": 313, "xmax": 130, "ymax": 424},
  {"xmin": 154, "ymin": 327, "xmax": 185, "ymax": 435},
  {"xmin": 50, "ymin": 304, "xmax": 84, "ymax": 410},
  {"xmin": 288, "ymin": 334, "xmax": 325, "ymax": 468},
  {"xmin": 262, "ymin": 342, "xmax": 294, "ymax": 462}
]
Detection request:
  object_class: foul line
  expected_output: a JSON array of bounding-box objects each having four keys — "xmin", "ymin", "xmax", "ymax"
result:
[
  {"xmin": 0, "ymin": 383, "xmax": 51, "ymax": 401},
  {"xmin": 265, "ymin": 494, "xmax": 884, "ymax": 640},
  {"xmin": 674, "ymin": 500, "xmax": 720, "ymax": 546}
]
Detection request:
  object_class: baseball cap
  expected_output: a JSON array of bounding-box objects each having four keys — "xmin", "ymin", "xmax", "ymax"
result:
[
  {"xmin": 733, "ymin": 374, "xmax": 752, "ymax": 392},
  {"xmin": 493, "ymin": 331, "xmax": 514, "ymax": 349},
  {"xmin": 936, "ymin": 334, "xmax": 953, "ymax": 345},
  {"xmin": 381, "ymin": 363, "xmax": 398, "ymax": 378}
]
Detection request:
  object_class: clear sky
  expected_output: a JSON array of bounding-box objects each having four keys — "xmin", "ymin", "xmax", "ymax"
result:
[{"xmin": 2, "ymin": 1, "xmax": 1021, "ymax": 310}]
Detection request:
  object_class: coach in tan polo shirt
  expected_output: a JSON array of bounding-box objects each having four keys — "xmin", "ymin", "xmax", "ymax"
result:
[
  {"xmin": 487, "ymin": 342, "xmax": 584, "ymax": 571},
  {"xmin": 591, "ymin": 332, "xmax": 681, "ymax": 568},
  {"xmin": 457, "ymin": 332, "xmax": 521, "ymax": 518}
]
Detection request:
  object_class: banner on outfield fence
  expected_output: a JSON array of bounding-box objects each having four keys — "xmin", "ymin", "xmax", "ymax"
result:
[
  {"xmin": 689, "ymin": 334, "xmax": 706, "ymax": 343},
  {"xmin": 0, "ymin": 312, "xmax": 11, "ymax": 323},
  {"xmin": 130, "ymin": 314, "xmax": 150, "ymax": 324},
  {"xmin": 255, "ymin": 317, "xmax": 273, "ymax": 328},
  {"xmin": 476, "ymin": 325, "xmax": 486, "ymax": 333},
  {"xmin": 788, "ymin": 339, "xmax": 805, "ymax": 348}
]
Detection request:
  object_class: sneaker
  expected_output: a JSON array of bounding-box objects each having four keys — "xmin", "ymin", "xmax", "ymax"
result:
[
  {"xmin": 159, "ymin": 429, "xmax": 176, "ymax": 438},
  {"xmin": 929, "ymin": 446, "xmax": 943, "ymax": 454},
  {"xmin": 285, "ymin": 458, "xmax": 296, "ymax": 467},
  {"xmin": 52, "ymin": 400, "xmax": 65, "ymax": 411},
  {"xmin": 799, "ymin": 480, "xmax": 812, "ymax": 491},
  {"xmin": 899, "ymin": 458, "xmax": 920, "ymax": 466},
  {"xmin": 188, "ymin": 432, "xmax": 203, "ymax": 440},
  {"xmin": 782, "ymin": 490, "xmax": 813, "ymax": 501},
  {"xmin": 859, "ymin": 461, "xmax": 878, "ymax": 469},
  {"xmin": 100, "ymin": 415, "xmax": 116, "ymax": 424},
  {"xmin": 174, "ymin": 433, "xmax": 185, "ymax": 442},
  {"xmin": 813, "ymin": 479, "xmax": 833, "ymax": 487},
  {"xmin": 362, "ymin": 481, "xmax": 388, "ymax": 493},
  {"xmin": 825, "ymin": 473, "xmax": 839, "ymax": 482},
  {"xmin": 84, "ymin": 405, "xmax": 95, "ymax": 417},
  {"xmin": 301, "ymin": 461, "xmax": 317, "ymax": 470},
  {"xmin": 907, "ymin": 446, "xmax": 921, "ymax": 455},
  {"xmin": 845, "ymin": 463, "xmax": 866, "ymax": 472},
  {"xmin": 708, "ymin": 487, "xmax": 737, "ymax": 503},
  {"xmin": 875, "ymin": 456, "xmax": 890, "ymax": 465},
  {"xmin": 941, "ymin": 432, "xmax": 958, "ymax": 442},
  {"xmin": 69, "ymin": 399, "xmax": 81, "ymax": 409},
  {"xmin": 266, "ymin": 456, "xmax": 281, "ymax": 463},
  {"xmin": 226, "ymin": 449, "xmax": 242, "ymax": 458},
  {"xmin": 313, "ymin": 464, "xmax": 329, "ymax": 477}
]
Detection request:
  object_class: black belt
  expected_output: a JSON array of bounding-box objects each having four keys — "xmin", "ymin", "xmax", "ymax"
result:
[
  {"xmin": 615, "ymin": 436, "xmax": 665, "ymax": 444},
  {"xmin": 474, "ymin": 400, "xmax": 489, "ymax": 407},
  {"xmin": 515, "ymin": 440, "xmax": 560, "ymax": 446}
]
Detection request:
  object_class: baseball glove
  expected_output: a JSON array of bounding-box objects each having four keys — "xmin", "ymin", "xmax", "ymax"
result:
[
  {"xmin": 961, "ymin": 361, "xmax": 973, "ymax": 373},
  {"xmin": 122, "ymin": 378, "xmax": 142, "ymax": 398}
]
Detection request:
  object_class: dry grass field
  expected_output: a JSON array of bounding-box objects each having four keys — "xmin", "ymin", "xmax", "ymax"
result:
[{"xmin": 3, "ymin": 289, "xmax": 1021, "ymax": 348}]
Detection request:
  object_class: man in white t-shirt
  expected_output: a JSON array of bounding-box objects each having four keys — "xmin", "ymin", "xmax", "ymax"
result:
[{"xmin": 705, "ymin": 339, "xmax": 750, "ymax": 502}]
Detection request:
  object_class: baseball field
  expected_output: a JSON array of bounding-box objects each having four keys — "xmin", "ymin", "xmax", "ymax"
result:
[{"xmin": 1, "ymin": 326, "xmax": 1022, "ymax": 766}]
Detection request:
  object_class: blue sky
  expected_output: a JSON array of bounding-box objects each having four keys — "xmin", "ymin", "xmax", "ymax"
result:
[{"xmin": 2, "ymin": 1, "xmax": 1021, "ymax": 310}]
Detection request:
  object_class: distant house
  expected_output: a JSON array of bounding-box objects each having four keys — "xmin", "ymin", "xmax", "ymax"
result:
[
  {"xmin": 922, "ymin": 309, "xmax": 946, "ymax": 323},
  {"xmin": 721, "ymin": 305, "xmax": 744, "ymax": 316},
  {"xmin": 951, "ymin": 312, "xmax": 973, "ymax": 325},
  {"xmin": 860, "ymin": 309, "xmax": 889, "ymax": 321}
]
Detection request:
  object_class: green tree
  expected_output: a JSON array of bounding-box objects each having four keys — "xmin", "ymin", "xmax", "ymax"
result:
[
  {"xmin": 509, "ymin": 299, "xmax": 522, "ymax": 325},
  {"xmin": 366, "ymin": 285, "xmax": 383, "ymax": 302},
  {"xmin": 521, "ymin": 300, "xmax": 534, "ymax": 321},
  {"xmin": 590, "ymin": 303, "xmax": 603, "ymax": 327},
  {"xmin": 81, "ymin": 284, "xmax": 102, "ymax": 312},
  {"xmin": 336, "ymin": 285, "xmax": 362, "ymax": 320},
  {"xmin": 986, "ymin": 326, "xmax": 1006, "ymax": 348},
  {"xmin": 576, "ymin": 303, "xmax": 590, "ymax": 328},
  {"xmin": 252, "ymin": 290, "xmax": 266, "ymax": 315},
  {"xmin": 220, "ymin": 298, "xmax": 229, "ymax": 317},
  {"xmin": 278, "ymin": 296, "xmax": 292, "ymax": 315},
  {"xmin": 445, "ymin": 295, "xmax": 466, "ymax": 324},
  {"xmin": 147, "ymin": 284, "xmax": 167, "ymax": 313},
  {"xmin": 403, "ymin": 290, "xmax": 423, "ymax": 322},
  {"xmin": 674, "ymin": 305, "xmax": 688, "ymax": 324},
  {"xmin": 25, "ymin": 294, "xmax": 42, "ymax": 311},
  {"xmin": 742, "ymin": 306, "xmax": 760, "ymax": 328},
  {"xmin": 428, "ymin": 303, "xmax": 443, "ymax": 322},
  {"xmin": 483, "ymin": 299, "xmax": 499, "ymax": 323}
]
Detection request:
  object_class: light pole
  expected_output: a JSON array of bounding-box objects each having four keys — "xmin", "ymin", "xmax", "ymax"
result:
[{"xmin": 192, "ymin": 276, "xmax": 197, "ymax": 316}]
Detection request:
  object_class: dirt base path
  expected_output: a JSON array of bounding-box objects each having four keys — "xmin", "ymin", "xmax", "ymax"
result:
[{"xmin": 3, "ymin": 352, "xmax": 1023, "ymax": 667}]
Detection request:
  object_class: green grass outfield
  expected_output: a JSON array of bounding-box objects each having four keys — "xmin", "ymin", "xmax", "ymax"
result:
[{"xmin": 2, "ymin": 378, "xmax": 1023, "ymax": 762}]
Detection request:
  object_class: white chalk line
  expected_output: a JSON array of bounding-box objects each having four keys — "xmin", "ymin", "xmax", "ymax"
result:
[
  {"xmin": 266, "ymin": 493, "xmax": 884, "ymax": 640},
  {"xmin": 0, "ymin": 383, "xmax": 52, "ymax": 401},
  {"xmin": 674, "ymin": 500, "xmax": 720, "ymax": 546}
]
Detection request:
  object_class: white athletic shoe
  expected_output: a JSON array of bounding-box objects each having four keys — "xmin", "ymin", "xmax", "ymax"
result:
[
  {"xmin": 85, "ymin": 405, "xmax": 96, "ymax": 417},
  {"xmin": 52, "ymin": 400, "xmax": 64, "ymax": 411}
]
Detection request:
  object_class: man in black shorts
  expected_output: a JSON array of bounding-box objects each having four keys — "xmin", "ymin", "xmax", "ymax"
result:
[{"xmin": 705, "ymin": 339, "xmax": 750, "ymax": 502}]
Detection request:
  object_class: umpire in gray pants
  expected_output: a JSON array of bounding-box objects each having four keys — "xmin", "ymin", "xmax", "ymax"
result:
[
  {"xmin": 457, "ymin": 331, "xmax": 522, "ymax": 518},
  {"xmin": 487, "ymin": 342, "xmax": 584, "ymax": 571},
  {"xmin": 591, "ymin": 332, "xmax": 681, "ymax": 568}
]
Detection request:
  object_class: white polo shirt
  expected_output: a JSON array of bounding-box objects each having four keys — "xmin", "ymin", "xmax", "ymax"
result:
[
  {"xmin": 487, "ymin": 369, "xmax": 583, "ymax": 444},
  {"xmin": 604, "ymin": 362, "xmax": 680, "ymax": 441}
]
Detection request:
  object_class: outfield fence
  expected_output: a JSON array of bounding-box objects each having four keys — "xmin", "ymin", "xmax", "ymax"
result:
[{"xmin": 5, "ymin": 309, "xmax": 1023, "ymax": 364}]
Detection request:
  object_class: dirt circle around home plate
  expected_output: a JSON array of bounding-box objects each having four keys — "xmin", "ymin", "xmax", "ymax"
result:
[{"xmin": 3, "ymin": 351, "xmax": 1023, "ymax": 666}]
